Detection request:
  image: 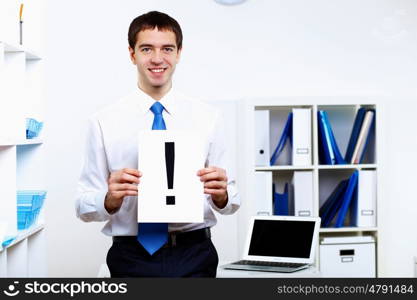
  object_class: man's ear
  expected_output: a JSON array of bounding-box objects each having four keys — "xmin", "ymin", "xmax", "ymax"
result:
[
  {"xmin": 128, "ymin": 46, "xmax": 136, "ymax": 64},
  {"xmin": 176, "ymin": 48, "xmax": 182, "ymax": 64}
]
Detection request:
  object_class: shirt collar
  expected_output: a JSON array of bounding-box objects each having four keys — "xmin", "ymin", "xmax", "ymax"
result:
[{"xmin": 133, "ymin": 86, "xmax": 176, "ymax": 116}]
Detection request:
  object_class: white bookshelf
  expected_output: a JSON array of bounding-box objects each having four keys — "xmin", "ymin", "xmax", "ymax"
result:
[
  {"xmin": 237, "ymin": 98, "xmax": 380, "ymax": 277},
  {"xmin": 0, "ymin": 1, "xmax": 46, "ymax": 277},
  {"xmin": 319, "ymin": 227, "xmax": 377, "ymax": 233},
  {"xmin": 318, "ymin": 164, "xmax": 376, "ymax": 170},
  {"xmin": 256, "ymin": 164, "xmax": 376, "ymax": 171},
  {"xmin": 255, "ymin": 166, "xmax": 315, "ymax": 171},
  {"xmin": 0, "ymin": 139, "xmax": 44, "ymax": 146}
]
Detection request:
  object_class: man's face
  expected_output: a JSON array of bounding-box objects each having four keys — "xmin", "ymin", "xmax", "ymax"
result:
[{"xmin": 129, "ymin": 28, "xmax": 181, "ymax": 91}]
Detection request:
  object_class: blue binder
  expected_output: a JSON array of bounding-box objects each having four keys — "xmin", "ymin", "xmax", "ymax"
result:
[
  {"xmin": 317, "ymin": 111, "xmax": 346, "ymax": 165},
  {"xmin": 317, "ymin": 111, "xmax": 335, "ymax": 164},
  {"xmin": 334, "ymin": 170, "xmax": 359, "ymax": 227},
  {"xmin": 270, "ymin": 113, "xmax": 293, "ymax": 165},
  {"xmin": 320, "ymin": 180, "xmax": 349, "ymax": 227},
  {"xmin": 345, "ymin": 108, "xmax": 366, "ymax": 163},
  {"xmin": 322, "ymin": 111, "xmax": 346, "ymax": 165},
  {"xmin": 273, "ymin": 183, "xmax": 289, "ymax": 215}
]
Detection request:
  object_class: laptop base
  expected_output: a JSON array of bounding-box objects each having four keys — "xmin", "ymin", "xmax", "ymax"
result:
[{"xmin": 221, "ymin": 261, "xmax": 309, "ymax": 273}]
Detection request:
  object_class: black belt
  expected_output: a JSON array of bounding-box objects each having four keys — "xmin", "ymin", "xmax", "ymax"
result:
[{"xmin": 112, "ymin": 227, "xmax": 211, "ymax": 248}]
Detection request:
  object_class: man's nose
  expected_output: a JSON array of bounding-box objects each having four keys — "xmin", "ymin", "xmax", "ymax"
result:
[{"xmin": 151, "ymin": 50, "xmax": 163, "ymax": 64}]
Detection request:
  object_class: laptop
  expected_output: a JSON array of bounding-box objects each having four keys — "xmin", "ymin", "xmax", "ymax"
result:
[{"xmin": 221, "ymin": 215, "xmax": 321, "ymax": 273}]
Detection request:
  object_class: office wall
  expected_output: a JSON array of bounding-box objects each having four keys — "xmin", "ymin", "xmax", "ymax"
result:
[{"xmin": 44, "ymin": 0, "xmax": 417, "ymax": 276}]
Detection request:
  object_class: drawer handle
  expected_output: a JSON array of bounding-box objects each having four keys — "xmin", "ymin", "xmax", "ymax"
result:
[
  {"xmin": 340, "ymin": 249, "xmax": 355, "ymax": 256},
  {"xmin": 257, "ymin": 212, "xmax": 270, "ymax": 216},
  {"xmin": 298, "ymin": 211, "xmax": 311, "ymax": 217},
  {"xmin": 341, "ymin": 257, "xmax": 354, "ymax": 263}
]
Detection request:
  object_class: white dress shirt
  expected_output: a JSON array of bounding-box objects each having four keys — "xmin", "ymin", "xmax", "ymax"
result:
[{"xmin": 75, "ymin": 87, "xmax": 240, "ymax": 236}]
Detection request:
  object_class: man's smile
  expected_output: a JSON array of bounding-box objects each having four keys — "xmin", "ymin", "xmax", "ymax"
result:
[{"xmin": 149, "ymin": 67, "xmax": 167, "ymax": 73}]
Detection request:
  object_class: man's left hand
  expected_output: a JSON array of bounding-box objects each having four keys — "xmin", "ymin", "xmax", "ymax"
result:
[{"xmin": 197, "ymin": 166, "xmax": 228, "ymax": 209}]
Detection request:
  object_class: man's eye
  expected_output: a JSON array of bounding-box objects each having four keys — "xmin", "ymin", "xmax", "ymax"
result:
[
  {"xmin": 141, "ymin": 48, "xmax": 151, "ymax": 53},
  {"xmin": 164, "ymin": 48, "xmax": 174, "ymax": 52}
]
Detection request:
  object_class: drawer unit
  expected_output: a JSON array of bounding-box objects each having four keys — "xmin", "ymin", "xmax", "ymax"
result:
[{"xmin": 320, "ymin": 236, "xmax": 375, "ymax": 277}]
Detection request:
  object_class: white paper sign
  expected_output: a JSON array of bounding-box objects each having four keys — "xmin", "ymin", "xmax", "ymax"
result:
[{"xmin": 138, "ymin": 130, "xmax": 206, "ymax": 223}]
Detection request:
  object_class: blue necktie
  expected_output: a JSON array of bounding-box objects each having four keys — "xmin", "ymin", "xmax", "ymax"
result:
[{"xmin": 137, "ymin": 102, "xmax": 168, "ymax": 255}]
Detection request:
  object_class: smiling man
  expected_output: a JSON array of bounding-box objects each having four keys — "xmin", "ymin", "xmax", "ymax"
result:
[
  {"xmin": 132, "ymin": 26, "xmax": 179, "ymax": 99},
  {"xmin": 75, "ymin": 11, "xmax": 240, "ymax": 277}
]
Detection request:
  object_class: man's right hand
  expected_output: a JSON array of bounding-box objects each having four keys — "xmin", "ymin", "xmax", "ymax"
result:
[{"xmin": 105, "ymin": 168, "xmax": 141, "ymax": 214}]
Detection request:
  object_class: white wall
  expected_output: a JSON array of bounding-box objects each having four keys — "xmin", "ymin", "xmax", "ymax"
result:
[{"xmin": 44, "ymin": 0, "xmax": 417, "ymax": 276}]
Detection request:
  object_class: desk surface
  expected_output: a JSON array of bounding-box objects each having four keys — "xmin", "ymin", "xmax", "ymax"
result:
[
  {"xmin": 217, "ymin": 262, "xmax": 321, "ymax": 278},
  {"xmin": 98, "ymin": 262, "xmax": 320, "ymax": 278}
]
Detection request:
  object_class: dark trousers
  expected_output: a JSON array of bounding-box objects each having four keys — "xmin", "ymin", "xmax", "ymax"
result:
[{"xmin": 106, "ymin": 236, "xmax": 219, "ymax": 277}]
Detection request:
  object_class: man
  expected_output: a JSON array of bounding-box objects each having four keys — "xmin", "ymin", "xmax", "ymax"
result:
[{"xmin": 75, "ymin": 11, "xmax": 239, "ymax": 277}]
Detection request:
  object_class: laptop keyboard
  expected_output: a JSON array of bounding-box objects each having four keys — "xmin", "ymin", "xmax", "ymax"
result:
[{"xmin": 233, "ymin": 260, "xmax": 305, "ymax": 268}]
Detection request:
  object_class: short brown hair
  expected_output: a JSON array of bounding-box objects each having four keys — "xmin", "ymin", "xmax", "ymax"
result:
[{"xmin": 128, "ymin": 11, "xmax": 183, "ymax": 50}]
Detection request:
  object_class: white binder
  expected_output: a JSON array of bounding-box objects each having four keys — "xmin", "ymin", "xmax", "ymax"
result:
[
  {"xmin": 254, "ymin": 172, "xmax": 273, "ymax": 216},
  {"xmin": 292, "ymin": 108, "xmax": 311, "ymax": 166},
  {"xmin": 356, "ymin": 170, "xmax": 376, "ymax": 227},
  {"xmin": 292, "ymin": 171, "xmax": 314, "ymax": 217},
  {"xmin": 351, "ymin": 111, "xmax": 374, "ymax": 164},
  {"xmin": 254, "ymin": 110, "xmax": 270, "ymax": 166}
]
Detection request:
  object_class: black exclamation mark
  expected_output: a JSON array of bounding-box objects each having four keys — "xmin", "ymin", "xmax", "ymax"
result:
[{"xmin": 165, "ymin": 142, "xmax": 175, "ymax": 205}]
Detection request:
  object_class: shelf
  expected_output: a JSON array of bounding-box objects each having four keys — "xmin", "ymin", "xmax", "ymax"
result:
[
  {"xmin": 255, "ymin": 104, "xmax": 313, "ymax": 110},
  {"xmin": 320, "ymin": 227, "xmax": 378, "ymax": 233},
  {"xmin": 25, "ymin": 50, "xmax": 42, "ymax": 60},
  {"xmin": 0, "ymin": 223, "xmax": 45, "ymax": 252},
  {"xmin": 2, "ymin": 42, "xmax": 21, "ymax": 52},
  {"xmin": 16, "ymin": 139, "xmax": 43, "ymax": 146},
  {"xmin": 255, "ymin": 165, "xmax": 314, "ymax": 171},
  {"xmin": 318, "ymin": 164, "xmax": 376, "ymax": 170},
  {"xmin": 1, "ymin": 41, "xmax": 42, "ymax": 60},
  {"xmin": 255, "ymin": 164, "xmax": 376, "ymax": 171},
  {"xmin": 0, "ymin": 139, "xmax": 43, "ymax": 147}
]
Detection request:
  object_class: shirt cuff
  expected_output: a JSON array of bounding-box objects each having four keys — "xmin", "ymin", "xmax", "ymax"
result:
[
  {"xmin": 95, "ymin": 190, "xmax": 113, "ymax": 219},
  {"xmin": 210, "ymin": 183, "xmax": 239, "ymax": 215}
]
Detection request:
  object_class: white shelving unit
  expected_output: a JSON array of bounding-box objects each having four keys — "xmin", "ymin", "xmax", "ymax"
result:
[
  {"xmin": 236, "ymin": 98, "xmax": 380, "ymax": 277},
  {"xmin": 0, "ymin": 1, "xmax": 46, "ymax": 277}
]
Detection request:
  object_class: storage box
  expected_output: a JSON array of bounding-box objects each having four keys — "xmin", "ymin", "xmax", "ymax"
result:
[
  {"xmin": 25, "ymin": 118, "xmax": 43, "ymax": 139},
  {"xmin": 319, "ymin": 236, "xmax": 376, "ymax": 277},
  {"xmin": 17, "ymin": 191, "xmax": 46, "ymax": 230}
]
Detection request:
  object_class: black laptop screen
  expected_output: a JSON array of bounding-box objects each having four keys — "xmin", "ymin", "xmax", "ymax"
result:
[{"xmin": 248, "ymin": 220, "xmax": 315, "ymax": 258}]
